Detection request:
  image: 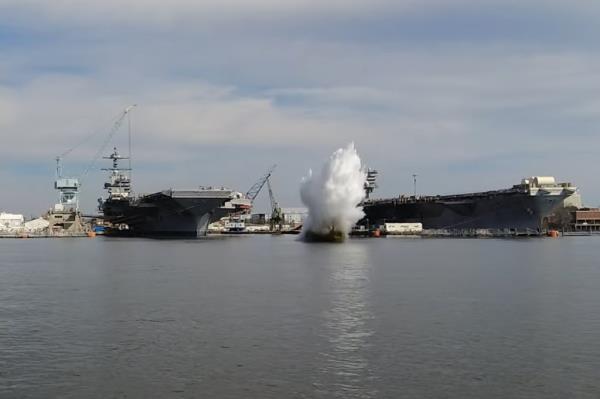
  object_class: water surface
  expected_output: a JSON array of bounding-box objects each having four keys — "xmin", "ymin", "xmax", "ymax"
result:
[{"xmin": 1, "ymin": 236, "xmax": 599, "ymax": 398}]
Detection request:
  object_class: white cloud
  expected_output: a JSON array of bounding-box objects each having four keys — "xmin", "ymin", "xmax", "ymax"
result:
[{"xmin": 0, "ymin": 76, "xmax": 376, "ymax": 161}]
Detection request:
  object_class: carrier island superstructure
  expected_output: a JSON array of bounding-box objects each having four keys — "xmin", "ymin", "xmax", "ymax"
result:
[
  {"xmin": 99, "ymin": 148, "xmax": 250, "ymax": 236},
  {"xmin": 361, "ymin": 176, "xmax": 580, "ymax": 234}
]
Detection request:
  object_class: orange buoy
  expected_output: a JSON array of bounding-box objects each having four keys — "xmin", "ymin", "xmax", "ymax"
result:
[
  {"xmin": 87, "ymin": 231, "xmax": 96, "ymax": 238},
  {"xmin": 372, "ymin": 229, "xmax": 381, "ymax": 238},
  {"xmin": 548, "ymin": 230, "xmax": 559, "ymax": 238}
]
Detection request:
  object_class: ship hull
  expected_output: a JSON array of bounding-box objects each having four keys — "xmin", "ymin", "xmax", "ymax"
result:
[
  {"xmin": 362, "ymin": 192, "xmax": 566, "ymax": 232},
  {"xmin": 102, "ymin": 190, "xmax": 233, "ymax": 237}
]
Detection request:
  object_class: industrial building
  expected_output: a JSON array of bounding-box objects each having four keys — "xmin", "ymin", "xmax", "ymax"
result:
[
  {"xmin": 570, "ymin": 208, "xmax": 600, "ymax": 233},
  {"xmin": 0, "ymin": 212, "xmax": 24, "ymax": 231}
]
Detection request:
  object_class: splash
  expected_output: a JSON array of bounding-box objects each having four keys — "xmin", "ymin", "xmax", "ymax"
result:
[{"xmin": 300, "ymin": 143, "xmax": 366, "ymax": 242}]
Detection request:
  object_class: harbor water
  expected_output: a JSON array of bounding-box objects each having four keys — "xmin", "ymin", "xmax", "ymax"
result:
[{"xmin": 1, "ymin": 236, "xmax": 599, "ymax": 398}]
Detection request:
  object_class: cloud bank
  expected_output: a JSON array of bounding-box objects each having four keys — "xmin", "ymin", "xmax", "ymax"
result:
[{"xmin": 1, "ymin": 0, "xmax": 599, "ymax": 214}]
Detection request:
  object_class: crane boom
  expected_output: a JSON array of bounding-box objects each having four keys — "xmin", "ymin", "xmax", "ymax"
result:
[
  {"xmin": 267, "ymin": 177, "xmax": 279, "ymax": 213},
  {"xmin": 80, "ymin": 105, "xmax": 136, "ymax": 180},
  {"xmin": 245, "ymin": 164, "xmax": 276, "ymax": 203}
]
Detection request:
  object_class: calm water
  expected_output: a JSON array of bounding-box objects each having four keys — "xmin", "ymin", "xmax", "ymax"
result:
[{"xmin": 1, "ymin": 236, "xmax": 599, "ymax": 398}]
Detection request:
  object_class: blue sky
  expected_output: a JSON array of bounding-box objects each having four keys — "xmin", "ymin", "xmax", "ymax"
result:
[{"xmin": 1, "ymin": 0, "xmax": 599, "ymax": 215}]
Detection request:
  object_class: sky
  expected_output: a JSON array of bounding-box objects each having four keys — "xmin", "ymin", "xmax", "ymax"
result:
[{"xmin": 1, "ymin": 0, "xmax": 600, "ymax": 216}]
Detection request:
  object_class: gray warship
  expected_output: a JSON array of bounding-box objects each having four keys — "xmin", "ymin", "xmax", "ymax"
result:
[
  {"xmin": 361, "ymin": 176, "xmax": 579, "ymax": 233},
  {"xmin": 99, "ymin": 148, "xmax": 250, "ymax": 236}
]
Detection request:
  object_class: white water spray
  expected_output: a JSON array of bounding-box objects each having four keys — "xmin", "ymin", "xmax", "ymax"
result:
[{"xmin": 300, "ymin": 143, "xmax": 366, "ymax": 241}]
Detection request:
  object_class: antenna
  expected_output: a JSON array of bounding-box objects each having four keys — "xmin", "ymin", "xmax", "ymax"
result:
[
  {"xmin": 413, "ymin": 173, "xmax": 418, "ymax": 197},
  {"xmin": 128, "ymin": 106, "xmax": 133, "ymax": 186}
]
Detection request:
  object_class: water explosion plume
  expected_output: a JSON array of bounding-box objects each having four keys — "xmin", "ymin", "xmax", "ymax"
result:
[{"xmin": 300, "ymin": 143, "xmax": 366, "ymax": 242}]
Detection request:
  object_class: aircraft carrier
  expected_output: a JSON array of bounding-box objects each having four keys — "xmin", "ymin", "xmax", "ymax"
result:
[
  {"xmin": 99, "ymin": 148, "xmax": 250, "ymax": 237},
  {"xmin": 361, "ymin": 176, "xmax": 579, "ymax": 233}
]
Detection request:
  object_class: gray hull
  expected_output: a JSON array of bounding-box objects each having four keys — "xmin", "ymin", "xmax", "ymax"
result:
[
  {"xmin": 362, "ymin": 192, "xmax": 567, "ymax": 232},
  {"xmin": 102, "ymin": 189, "xmax": 233, "ymax": 237}
]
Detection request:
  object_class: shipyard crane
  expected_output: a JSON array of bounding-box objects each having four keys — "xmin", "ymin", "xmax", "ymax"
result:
[
  {"xmin": 245, "ymin": 164, "xmax": 277, "ymax": 203},
  {"xmin": 55, "ymin": 105, "xmax": 136, "ymax": 183},
  {"xmin": 244, "ymin": 165, "xmax": 284, "ymax": 230},
  {"xmin": 53, "ymin": 105, "xmax": 136, "ymax": 211},
  {"xmin": 267, "ymin": 177, "xmax": 283, "ymax": 231}
]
